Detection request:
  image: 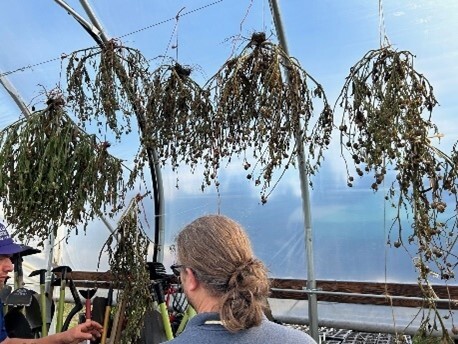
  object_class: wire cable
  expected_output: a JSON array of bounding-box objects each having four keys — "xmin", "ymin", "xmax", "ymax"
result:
[{"xmin": 0, "ymin": 0, "xmax": 224, "ymax": 78}]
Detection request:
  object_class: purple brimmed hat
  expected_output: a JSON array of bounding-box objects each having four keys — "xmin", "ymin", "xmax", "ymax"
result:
[{"xmin": 0, "ymin": 223, "xmax": 27, "ymax": 255}]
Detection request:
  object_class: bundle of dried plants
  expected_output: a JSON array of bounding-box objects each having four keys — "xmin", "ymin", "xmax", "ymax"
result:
[
  {"xmin": 205, "ymin": 32, "xmax": 333, "ymax": 202},
  {"xmin": 0, "ymin": 90, "xmax": 126, "ymax": 245},
  {"xmin": 336, "ymin": 47, "xmax": 458, "ymax": 341},
  {"xmin": 100, "ymin": 195, "xmax": 153, "ymax": 344},
  {"xmin": 140, "ymin": 61, "xmax": 214, "ymax": 186},
  {"xmin": 66, "ymin": 39, "xmax": 150, "ymax": 141}
]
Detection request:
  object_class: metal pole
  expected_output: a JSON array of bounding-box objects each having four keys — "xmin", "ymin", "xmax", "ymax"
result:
[
  {"xmin": 100, "ymin": 214, "xmax": 116, "ymax": 236},
  {"xmin": 79, "ymin": 0, "xmax": 109, "ymax": 42},
  {"xmin": 0, "ymin": 72, "xmax": 32, "ymax": 118},
  {"xmin": 271, "ymin": 287, "xmax": 458, "ymax": 304},
  {"xmin": 45, "ymin": 232, "xmax": 55, "ymax": 294},
  {"xmin": 54, "ymin": 0, "xmax": 101, "ymax": 43},
  {"xmin": 268, "ymin": 0, "xmax": 319, "ymax": 341}
]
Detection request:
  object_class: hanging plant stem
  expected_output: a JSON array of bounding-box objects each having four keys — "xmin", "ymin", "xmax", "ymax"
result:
[
  {"xmin": 99, "ymin": 194, "xmax": 152, "ymax": 344},
  {"xmin": 205, "ymin": 32, "xmax": 333, "ymax": 203},
  {"xmin": 336, "ymin": 47, "xmax": 438, "ymax": 184},
  {"xmin": 66, "ymin": 40, "xmax": 150, "ymax": 140}
]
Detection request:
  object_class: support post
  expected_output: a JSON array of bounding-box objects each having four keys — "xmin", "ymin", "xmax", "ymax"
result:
[
  {"xmin": 268, "ymin": 0, "xmax": 319, "ymax": 341},
  {"xmin": 0, "ymin": 71, "xmax": 32, "ymax": 118}
]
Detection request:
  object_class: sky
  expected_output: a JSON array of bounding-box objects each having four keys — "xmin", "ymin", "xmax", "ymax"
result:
[{"xmin": 1, "ymin": 0, "xmax": 458, "ymax": 286}]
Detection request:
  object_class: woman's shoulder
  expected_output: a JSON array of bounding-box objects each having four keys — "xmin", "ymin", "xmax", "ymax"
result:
[
  {"xmin": 162, "ymin": 318, "xmax": 317, "ymax": 344},
  {"xmin": 259, "ymin": 319, "xmax": 317, "ymax": 343}
]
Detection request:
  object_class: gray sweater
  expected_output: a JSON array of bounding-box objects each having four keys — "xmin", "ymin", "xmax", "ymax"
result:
[{"xmin": 164, "ymin": 312, "xmax": 316, "ymax": 344}]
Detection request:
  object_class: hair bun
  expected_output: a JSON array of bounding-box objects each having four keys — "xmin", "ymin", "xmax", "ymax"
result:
[{"xmin": 227, "ymin": 258, "xmax": 257, "ymax": 288}]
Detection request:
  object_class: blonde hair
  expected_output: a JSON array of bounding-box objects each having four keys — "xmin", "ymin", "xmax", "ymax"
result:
[{"xmin": 176, "ymin": 214, "xmax": 270, "ymax": 332}]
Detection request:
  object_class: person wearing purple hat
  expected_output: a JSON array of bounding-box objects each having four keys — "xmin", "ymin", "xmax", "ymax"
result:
[{"xmin": 0, "ymin": 223, "xmax": 103, "ymax": 343}]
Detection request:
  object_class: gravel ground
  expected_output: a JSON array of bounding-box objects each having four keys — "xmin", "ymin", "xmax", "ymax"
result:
[{"xmin": 283, "ymin": 324, "xmax": 413, "ymax": 344}]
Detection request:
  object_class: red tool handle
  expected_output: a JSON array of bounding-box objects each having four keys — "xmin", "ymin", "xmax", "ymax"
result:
[{"xmin": 86, "ymin": 298, "xmax": 91, "ymax": 320}]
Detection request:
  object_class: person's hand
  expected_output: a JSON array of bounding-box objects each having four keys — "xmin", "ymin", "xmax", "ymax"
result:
[{"xmin": 64, "ymin": 319, "xmax": 103, "ymax": 344}]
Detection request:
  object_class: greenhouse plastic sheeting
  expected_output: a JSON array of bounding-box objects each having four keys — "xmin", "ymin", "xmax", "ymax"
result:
[
  {"xmin": 1, "ymin": 1, "xmax": 458, "ymax": 334},
  {"xmin": 269, "ymin": 298, "xmax": 457, "ymax": 338}
]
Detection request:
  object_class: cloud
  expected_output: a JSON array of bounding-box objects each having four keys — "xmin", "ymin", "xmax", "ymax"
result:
[{"xmin": 416, "ymin": 17, "xmax": 431, "ymax": 24}]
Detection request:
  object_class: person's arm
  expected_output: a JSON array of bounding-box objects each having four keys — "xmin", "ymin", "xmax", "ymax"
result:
[{"xmin": 2, "ymin": 320, "xmax": 102, "ymax": 344}]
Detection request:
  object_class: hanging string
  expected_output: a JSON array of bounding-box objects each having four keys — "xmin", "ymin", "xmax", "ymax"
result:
[
  {"xmin": 381, "ymin": 162, "xmax": 398, "ymax": 334},
  {"xmin": 262, "ymin": 0, "xmax": 266, "ymax": 33},
  {"xmin": 381, "ymin": 160, "xmax": 399, "ymax": 337},
  {"xmin": 174, "ymin": 9, "xmax": 183, "ymax": 62},
  {"xmin": 262, "ymin": 0, "xmax": 272, "ymax": 36},
  {"xmin": 162, "ymin": 7, "xmax": 185, "ymax": 64},
  {"xmin": 227, "ymin": 0, "xmax": 254, "ymax": 58},
  {"xmin": 378, "ymin": 0, "xmax": 391, "ymax": 48},
  {"xmin": 239, "ymin": 0, "xmax": 254, "ymax": 37}
]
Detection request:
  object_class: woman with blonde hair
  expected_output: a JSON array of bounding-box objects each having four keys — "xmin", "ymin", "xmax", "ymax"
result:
[{"xmin": 167, "ymin": 214, "xmax": 315, "ymax": 343}]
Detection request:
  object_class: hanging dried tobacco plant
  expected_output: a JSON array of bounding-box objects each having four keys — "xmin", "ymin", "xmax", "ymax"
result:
[
  {"xmin": 336, "ymin": 47, "xmax": 457, "ymax": 340},
  {"xmin": 136, "ymin": 60, "xmax": 213, "ymax": 185},
  {"xmin": 99, "ymin": 195, "xmax": 153, "ymax": 344},
  {"xmin": 336, "ymin": 48, "xmax": 439, "ymax": 185},
  {"xmin": 205, "ymin": 32, "xmax": 333, "ymax": 202},
  {"xmin": 66, "ymin": 39, "xmax": 150, "ymax": 140},
  {"xmin": 0, "ymin": 91, "xmax": 126, "ymax": 245}
]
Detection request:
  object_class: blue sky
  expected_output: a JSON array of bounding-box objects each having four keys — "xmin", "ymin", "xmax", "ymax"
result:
[{"xmin": 1, "ymin": 1, "xmax": 458, "ymax": 284}]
